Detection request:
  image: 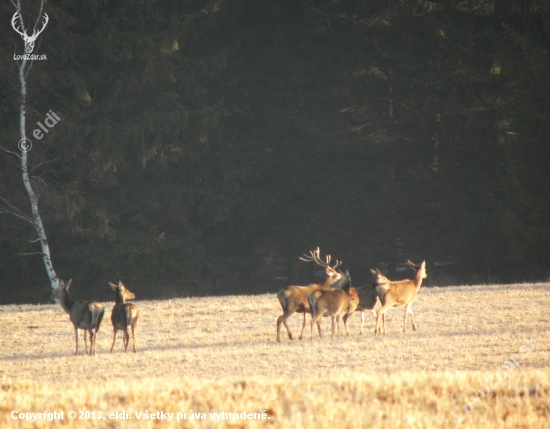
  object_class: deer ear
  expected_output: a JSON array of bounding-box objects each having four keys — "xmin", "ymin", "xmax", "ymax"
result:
[
  {"xmin": 370, "ymin": 268, "xmax": 376, "ymax": 275},
  {"xmin": 407, "ymin": 260, "xmax": 417, "ymax": 267},
  {"xmin": 65, "ymin": 279, "xmax": 73, "ymax": 289},
  {"xmin": 58, "ymin": 280, "xmax": 65, "ymax": 288},
  {"xmin": 118, "ymin": 281, "xmax": 125, "ymax": 289},
  {"xmin": 109, "ymin": 282, "xmax": 117, "ymax": 290}
]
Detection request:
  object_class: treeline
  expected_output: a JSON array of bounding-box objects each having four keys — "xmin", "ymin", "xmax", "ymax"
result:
[{"xmin": 1, "ymin": 0, "xmax": 549, "ymax": 303}]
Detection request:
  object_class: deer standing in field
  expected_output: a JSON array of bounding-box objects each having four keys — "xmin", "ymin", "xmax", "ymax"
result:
[
  {"xmin": 374, "ymin": 260, "xmax": 427, "ymax": 335},
  {"xmin": 276, "ymin": 248, "xmax": 342, "ymax": 342},
  {"xmin": 343, "ymin": 283, "xmax": 379, "ymax": 335},
  {"xmin": 308, "ymin": 270, "xmax": 357, "ymax": 338},
  {"xmin": 109, "ymin": 281, "xmax": 139, "ymax": 353},
  {"xmin": 51, "ymin": 279, "xmax": 105, "ymax": 356}
]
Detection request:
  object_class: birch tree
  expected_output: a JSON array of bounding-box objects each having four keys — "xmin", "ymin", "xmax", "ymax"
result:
[{"xmin": 0, "ymin": 0, "xmax": 58, "ymax": 291}]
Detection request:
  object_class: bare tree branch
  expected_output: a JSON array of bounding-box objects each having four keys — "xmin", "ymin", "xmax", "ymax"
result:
[
  {"xmin": 0, "ymin": 196, "xmax": 32, "ymax": 220},
  {"xmin": 0, "ymin": 209, "xmax": 35, "ymax": 226},
  {"xmin": 32, "ymin": 157, "xmax": 59, "ymax": 172},
  {"xmin": 0, "ymin": 144, "xmax": 22, "ymax": 159}
]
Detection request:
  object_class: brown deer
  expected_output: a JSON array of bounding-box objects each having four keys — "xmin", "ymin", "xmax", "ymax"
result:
[
  {"xmin": 343, "ymin": 285, "xmax": 379, "ymax": 335},
  {"xmin": 371, "ymin": 268, "xmax": 392, "ymax": 334},
  {"xmin": 308, "ymin": 271, "xmax": 357, "ymax": 338},
  {"xmin": 109, "ymin": 281, "xmax": 139, "ymax": 353},
  {"xmin": 339, "ymin": 269, "xmax": 385, "ymax": 335},
  {"xmin": 51, "ymin": 279, "xmax": 105, "ymax": 355},
  {"xmin": 374, "ymin": 260, "xmax": 427, "ymax": 335},
  {"xmin": 276, "ymin": 248, "xmax": 342, "ymax": 342}
]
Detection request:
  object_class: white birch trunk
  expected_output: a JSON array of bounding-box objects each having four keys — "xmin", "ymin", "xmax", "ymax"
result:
[{"xmin": 14, "ymin": 0, "xmax": 59, "ymax": 291}]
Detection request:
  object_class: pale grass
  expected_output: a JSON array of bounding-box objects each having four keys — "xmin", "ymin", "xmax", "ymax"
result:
[{"xmin": 0, "ymin": 283, "xmax": 549, "ymax": 428}]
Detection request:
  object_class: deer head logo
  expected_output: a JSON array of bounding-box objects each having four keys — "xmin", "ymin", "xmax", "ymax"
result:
[{"xmin": 11, "ymin": 11, "xmax": 49, "ymax": 54}]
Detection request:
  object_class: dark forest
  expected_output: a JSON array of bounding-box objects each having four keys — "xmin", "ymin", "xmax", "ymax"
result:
[{"xmin": 1, "ymin": 0, "xmax": 549, "ymax": 303}]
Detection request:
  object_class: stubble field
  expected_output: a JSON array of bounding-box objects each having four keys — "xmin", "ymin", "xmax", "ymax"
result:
[{"xmin": 0, "ymin": 283, "xmax": 549, "ymax": 428}]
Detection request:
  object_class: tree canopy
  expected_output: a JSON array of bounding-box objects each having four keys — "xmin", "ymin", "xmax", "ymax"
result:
[{"xmin": 1, "ymin": 0, "xmax": 549, "ymax": 303}]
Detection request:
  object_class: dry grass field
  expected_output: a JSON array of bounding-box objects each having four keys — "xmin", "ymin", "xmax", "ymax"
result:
[{"xmin": 0, "ymin": 283, "xmax": 549, "ymax": 428}]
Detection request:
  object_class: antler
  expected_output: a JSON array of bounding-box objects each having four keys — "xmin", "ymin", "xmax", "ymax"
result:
[
  {"xmin": 299, "ymin": 247, "xmax": 342, "ymax": 270},
  {"xmin": 299, "ymin": 247, "xmax": 326, "ymax": 266},
  {"xmin": 30, "ymin": 13, "xmax": 49, "ymax": 40},
  {"xmin": 11, "ymin": 11, "xmax": 26, "ymax": 37}
]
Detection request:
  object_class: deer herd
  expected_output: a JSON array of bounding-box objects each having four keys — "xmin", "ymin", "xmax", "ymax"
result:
[
  {"xmin": 50, "ymin": 247, "xmax": 426, "ymax": 355},
  {"xmin": 276, "ymin": 247, "xmax": 427, "ymax": 342},
  {"xmin": 51, "ymin": 279, "xmax": 139, "ymax": 356}
]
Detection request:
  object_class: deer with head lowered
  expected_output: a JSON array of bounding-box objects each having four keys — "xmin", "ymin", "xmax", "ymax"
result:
[
  {"xmin": 343, "ymin": 280, "xmax": 380, "ymax": 335},
  {"xmin": 109, "ymin": 281, "xmax": 139, "ymax": 353},
  {"xmin": 308, "ymin": 270, "xmax": 358, "ymax": 338},
  {"xmin": 51, "ymin": 279, "xmax": 105, "ymax": 356},
  {"xmin": 276, "ymin": 248, "xmax": 342, "ymax": 342},
  {"xmin": 374, "ymin": 260, "xmax": 427, "ymax": 335}
]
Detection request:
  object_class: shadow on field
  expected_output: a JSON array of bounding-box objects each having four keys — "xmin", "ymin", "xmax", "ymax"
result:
[
  {"xmin": 0, "ymin": 352, "xmax": 93, "ymax": 360},
  {"xmin": 0, "ymin": 325, "xmax": 539, "ymax": 361}
]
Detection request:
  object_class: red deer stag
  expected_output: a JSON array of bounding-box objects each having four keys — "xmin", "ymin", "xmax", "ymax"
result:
[
  {"xmin": 51, "ymin": 279, "xmax": 105, "ymax": 355},
  {"xmin": 109, "ymin": 281, "xmax": 139, "ymax": 353},
  {"xmin": 374, "ymin": 260, "xmax": 427, "ymax": 335},
  {"xmin": 276, "ymin": 248, "xmax": 342, "ymax": 342},
  {"xmin": 308, "ymin": 270, "xmax": 357, "ymax": 338}
]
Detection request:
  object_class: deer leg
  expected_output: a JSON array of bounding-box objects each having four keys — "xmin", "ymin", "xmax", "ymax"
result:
[
  {"xmin": 110, "ymin": 330, "xmax": 117, "ymax": 353},
  {"xmin": 131, "ymin": 324, "xmax": 137, "ymax": 353},
  {"xmin": 93, "ymin": 329, "xmax": 99, "ymax": 355},
  {"xmin": 360, "ymin": 311, "xmax": 364, "ymax": 335},
  {"xmin": 88, "ymin": 330, "xmax": 94, "ymax": 355},
  {"xmin": 343, "ymin": 314, "xmax": 351, "ymax": 336},
  {"xmin": 282, "ymin": 318, "xmax": 292, "ymax": 339},
  {"xmin": 122, "ymin": 329, "xmax": 128, "ymax": 352},
  {"xmin": 276, "ymin": 315, "xmax": 283, "ymax": 342},
  {"xmin": 376, "ymin": 305, "xmax": 391, "ymax": 335},
  {"xmin": 310, "ymin": 312, "xmax": 322, "ymax": 339},
  {"xmin": 84, "ymin": 329, "xmax": 89, "ymax": 355},
  {"xmin": 299, "ymin": 312, "xmax": 308, "ymax": 340},
  {"xmin": 403, "ymin": 307, "xmax": 408, "ymax": 333},
  {"xmin": 334, "ymin": 315, "xmax": 340, "ymax": 336},
  {"xmin": 316, "ymin": 319, "xmax": 323, "ymax": 338},
  {"xmin": 89, "ymin": 330, "xmax": 95, "ymax": 355},
  {"xmin": 311, "ymin": 316, "xmax": 322, "ymax": 339},
  {"xmin": 277, "ymin": 311, "xmax": 294, "ymax": 342},
  {"xmin": 343, "ymin": 313, "xmax": 352, "ymax": 336},
  {"xmin": 408, "ymin": 305, "xmax": 417, "ymax": 331},
  {"xmin": 74, "ymin": 327, "xmax": 79, "ymax": 356},
  {"xmin": 375, "ymin": 309, "xmax": 383, "ymax": 335}
]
